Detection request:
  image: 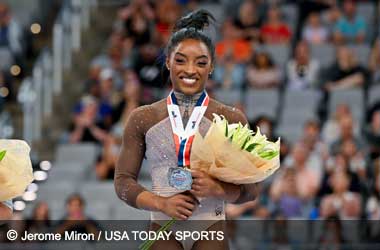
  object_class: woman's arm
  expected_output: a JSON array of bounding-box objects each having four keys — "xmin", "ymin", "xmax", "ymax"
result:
[
  {"xmin": 114, "ymin": 107, "xmax": 150, "ymax": 209},
  {"xmin": 114, "ymin": 106, "xmax": 198, "ymax": 220},
  {"xmin": 0, "ymin": 202, "xmax": 12, "ymax": 220}
]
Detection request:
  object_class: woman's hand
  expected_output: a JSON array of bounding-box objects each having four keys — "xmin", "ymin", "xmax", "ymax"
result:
[
  {"xmin": 156, "ymin": 193, "xmax": 197, "ymax": 220},
  {"xmin": 190, "ymin": 169, "xmax": 224, "ymax": 199}
]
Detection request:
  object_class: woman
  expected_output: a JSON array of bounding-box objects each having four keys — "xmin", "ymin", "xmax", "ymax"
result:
[
  {"xmin": 246, "ymin": 51, "xmax": 282, "ymax": 89},
  {"xmin": 286, "ymin": 41, "xmax": 320, "ymax": 90},
  {"xmin": 115, "ymin": 10, "xmax": 258, "ymax": 250}
]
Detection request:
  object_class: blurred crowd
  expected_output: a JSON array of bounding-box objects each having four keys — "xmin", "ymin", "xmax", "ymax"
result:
[
  {"xmin": 0, "ymin": 2, "xmax": 25, "ymax": 111},
  {"xmin": 62, "ymin": 0, "xmax": 380, "ymax": 223},
  {"xmin": 2, "ymin": 0, "xmax": 379, "ymax": 240}
]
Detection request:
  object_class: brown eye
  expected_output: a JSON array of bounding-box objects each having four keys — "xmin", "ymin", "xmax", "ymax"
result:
[
  {"xmin": 175, "ymin": 58, "xmax": 185, "ymax": 63},
  {"xmin": 198, "ymin": 62, "xmax": 207, "ymax": 67}
]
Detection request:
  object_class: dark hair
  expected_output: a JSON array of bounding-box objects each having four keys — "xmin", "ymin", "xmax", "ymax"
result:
[
  {"xmin": 162, "ymin": 9, "xmax": 216, "ymax": 84},
  {"xmin": 252, "ymin": 51, "xmax": 274, "ymax": 69},
  {"xmin": 66, "ymin": 193, "xmax": 85, "ymax": 206}
]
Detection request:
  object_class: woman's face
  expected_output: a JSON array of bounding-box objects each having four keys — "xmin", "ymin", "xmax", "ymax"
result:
[
  {"xmin": 256, "ymin": 54, "xmax": 269, "ymax": 68},
  {"xmin": 167, "ymin": 39, "xmax": 213, "ymax": 95}
]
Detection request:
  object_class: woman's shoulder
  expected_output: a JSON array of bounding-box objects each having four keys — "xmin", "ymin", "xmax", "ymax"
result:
[
  {"xmin": 130, "ymin": 99, "xmax": 166, "ymax": 117},
  {"xmin": 208, "ymin": 98, "xmax": 248, "ymax": 125}
]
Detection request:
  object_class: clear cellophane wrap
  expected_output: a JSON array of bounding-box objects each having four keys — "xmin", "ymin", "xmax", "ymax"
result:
[{"xmin": 0, "ymin": 140, "xmax": 34, "ymax": 201}]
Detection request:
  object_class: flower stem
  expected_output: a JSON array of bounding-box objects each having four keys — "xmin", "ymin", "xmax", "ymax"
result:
[{"xmin": 139, "ymin": 218, "xmax": 176, "ymax": 250}]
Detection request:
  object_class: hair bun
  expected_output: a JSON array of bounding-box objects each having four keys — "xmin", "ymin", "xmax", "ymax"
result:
[{"xmin": 173, "ymin": 9, "xmax": 215, "ymax": 32}]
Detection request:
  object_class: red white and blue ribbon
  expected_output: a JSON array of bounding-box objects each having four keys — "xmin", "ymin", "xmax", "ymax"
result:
[{"xmin": 167, "ymin": 90, "xmax": 209, "ymax": 167}]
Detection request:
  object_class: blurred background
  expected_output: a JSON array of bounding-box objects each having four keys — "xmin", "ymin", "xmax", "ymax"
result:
[{"xmin": 1, "ymin": 0, "xmax": 380, "ymax": 249}]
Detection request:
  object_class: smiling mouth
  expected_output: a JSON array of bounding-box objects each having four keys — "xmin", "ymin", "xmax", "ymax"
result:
[{"xmin": 180, "ymin": 76, "xmax": 197, "ymax": 85}]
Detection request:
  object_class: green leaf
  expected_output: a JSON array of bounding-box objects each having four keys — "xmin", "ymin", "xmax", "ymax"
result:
[
  {"xmin": 259, "ymin": 151, "xmax": 279, "ymax": 160},
  {"xmin": 241, "ymin": 136, "xmax": 251, "ymax": 149},
  {"xmin": 225, "ymin": 120, "xmax": 228, "ymax": 137},
  {"xmin": 0, "ymin": 150, "xmax": 6, "ymax": 161},
  {"xmin": 245, "ymin": 143, "xmax": 259, "ymax": 152}
]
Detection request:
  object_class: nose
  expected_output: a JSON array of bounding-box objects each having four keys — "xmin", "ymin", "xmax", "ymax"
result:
[{"xmin": 184, "ymin": 62, "xmax": 196, "ymax": 75}]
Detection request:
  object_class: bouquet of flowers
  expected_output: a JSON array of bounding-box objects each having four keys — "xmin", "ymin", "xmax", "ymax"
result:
[
  {"xmin": 0, "ymin": 140, "xmax": 34, "ymax": 201},
  {"xmin": 190, "ymin": 114, "xmax": 280, "ymax": 183},
  {"xmin": 139, "ymin": 114, "xmax": 280, "ymax": 250}
]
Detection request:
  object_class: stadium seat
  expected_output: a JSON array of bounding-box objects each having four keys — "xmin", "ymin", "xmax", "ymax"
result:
[
  {"xmin": 0, "ymin": 48, "xmax": 13, "ymax": 70},
  {"xmin": 48, "ymin": 163, "xmax": 89, "ymax": 182},
  {"xmin": 281, "ymin": 4, "xmax": 298, "ymax": 33},
  {"xmin": 329, "ymin": 89, "xmax": 364, "ymax": 123},
  {"xmin": 287, "ymin": 218, "xmax": 310, "ymax": 243},
  {"xmin": 55, "ymin": 143, "xmax": 100, "ymax": 166},
  {"xmin": 80, "ymin": 181, "xmax": 120, "ymax": 205},
  {"xmin": 257, "ymin": 44, "xmax": 291, "ymax": 69},
  {"xmin": 85, "ymin": 201, "xmax": 111, "ymax": 220},
  {"xmin": 348, "ymin": 44, "xmax": 371, "ymax": 67},
  {"xmin": 277, "ymin": 90, "xmax": 321, "ymax": 143},
  {"xmin": 213, "ymin": 89, "xmax": 243, "ymax": 106},
  {"xmin": 245, "ymin": 89, "xmax": 279, "ymax": 121},
  {"xmin": 310, "ymin": 44, "xmax": 336, "ymax": 67},
  {"xmin": 368, "ymin": 84, "xmax": 380, "ymax": 106},
  {"xmin": 112, "ymin": 204, "xmax": 150, "ymax": 220},
  {"xmin": 357, "ymin": 2, "xmax": 375, "ymax": 42}
]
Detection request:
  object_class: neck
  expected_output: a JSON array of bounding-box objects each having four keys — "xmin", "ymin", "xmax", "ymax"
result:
[{"xmin": 173, "ymin": 90, "xmax": 204, "ymax": 106}]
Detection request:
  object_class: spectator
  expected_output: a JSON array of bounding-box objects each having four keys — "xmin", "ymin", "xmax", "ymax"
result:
[
  {"xmin": 365, "ymin": 171, "xmax": 380, "ymax": 240},
  {"xmin": 369, "ymin": 38, "xmax": 380, "ymax": 83},
  {"xmin": 119, "ymin": 0, "xmax": 155, "ymax": 47},
  {"xmin": 55, "ymin": 194, "xmax": 101, "ymax": 239},
  {"xmin": 96, "ymin": 71, "xmax": 141, "ymax": 180},
  {"xmin": 322, "ymin": 103, "xmax": 359, "ymax": 146},
  {"xmin": 83, "ymin": 61, "xmax": 102, "ymax": 98},
  {"xmin": 233, "ymin": 0, "xmax": 261, "ymax": 42},
  {"xmin": 321, "ymin": 1, "xmax": 342, "ymax": 31},
  {"xmin": 322, "ymin": 46, "xmax": 367, "ymax": 91},
  {"xmin": 300, "ymin": 120, "xmax": 328, "ymax": 177},
  {"xmin": 319, "ymin": 153, "xmax": 362, "ymax": 198},
  {"xmin": 363, "ymin": 110, "xmax": 380, "ymax": 161},
  {"xmin": 320, "ymin": 171, "xmax": 362, "ymax": 219},
  {"xmin": 25, "ymin": 202, "xmax": 51, "ymax": 236},
  {"xmin": 302, "ymin": 12, "xmax": 329, "ymax": 45},
  {"xmin": 246, "ymin": 51, "xmax": 282, "ymax": 89},
  {"xmin": 272, "ymin": 168, "xmax": 305, "ymax": 218},
  {"xmin": 98, "ymin": 68, "xmax": 120, "ymax": 125},
  {"xmin": 216, "ymin": 19, "xmax": 252, "ymax": 63},
  {"xmin": 154, "ymin": 0, "xmax": 182, "ymax": 46},
  {"xmin": 330, "ymin": 115, "xmax": 364, "ymax": 155},
  {"xmin": 340, "ymin": 138, "xmax": 367, "ymax": 181},
  {"xmin": 250, "ymin": 115, "xmax": 276, "ymax": 142},
  {"xmin": 302, "ymin": 119, "xmax": 328, "ymax": 160},
  {"xmin": 260, "ymin": 5, "xmax": 292, "ymax": 45},
  {"xmin": 0, "ymin": 3, "xmax": 22, "ymax": 57},
  {"xmin": 317, "ymin": 216, "xmax": 345, "ymax": 249},
  {"xmin": 69, "ymin": 95, "xmax": 110, "ymax": 144},
  {"xmin": 212, "ymin": 51, "xmax": 246, "ymax": 90},
  {"xmin": 271, "ymin": 143, "xmax": 321, "ymax": 202},
  {"xmin": 365, "ymin": 171, "xmax": 380, "ymax": 220},
  {"xmin": 133, "ymin": 43, "xmax": 162, "ymax": 89},
  {"xmin": 286, "ymin": 41, "xmax": 320, "ymax": 90},
  {"xmin": 332, "ymin": 0, "xmax": 366, "ymax": 44}
]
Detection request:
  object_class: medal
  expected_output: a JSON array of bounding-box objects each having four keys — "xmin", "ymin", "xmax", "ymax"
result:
[
  {"xmin": 167, "ymin": 90, "xmax": 209, "ymax": 190},
  {"xmin": 168, "ymin": 167, "xmax": 193, "ymax": 191}
]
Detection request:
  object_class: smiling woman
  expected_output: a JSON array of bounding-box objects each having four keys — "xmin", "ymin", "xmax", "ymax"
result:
[{"xmin": 114, "ymin": 9, "xmax": 258, "ymax": 250}]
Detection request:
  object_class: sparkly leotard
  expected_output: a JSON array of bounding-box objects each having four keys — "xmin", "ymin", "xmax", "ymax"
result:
[{"xmin": 115, "ymin": 91, "xmax": 257, "ymax": 249}]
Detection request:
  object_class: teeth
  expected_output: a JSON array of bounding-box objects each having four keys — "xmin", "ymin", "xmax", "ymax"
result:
[{"xmin": 183, "ymin": 78, "xmax": 196, "ymax": 84}]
